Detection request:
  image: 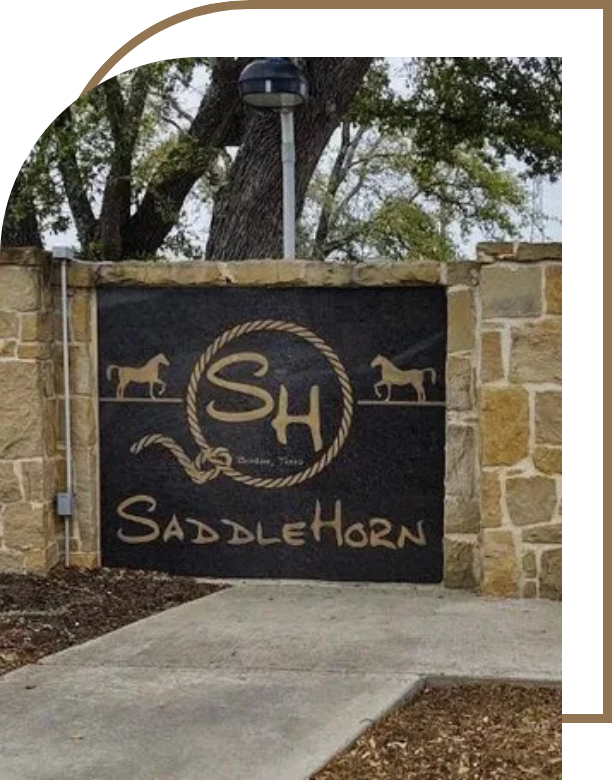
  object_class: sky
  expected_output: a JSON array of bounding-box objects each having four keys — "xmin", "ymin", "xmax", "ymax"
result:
[{"xmin": 42, "ymin": 57, "xmax": 562, "ymax": 256}]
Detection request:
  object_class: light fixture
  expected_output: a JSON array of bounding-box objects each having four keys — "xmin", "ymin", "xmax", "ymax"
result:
[
  {"xmin": 239, "ymin": 59, "xmax": 309, "ymax": 260},
  {"xmin": 238, "ymin": 58, "xmax": 308, "ymax": 109}
]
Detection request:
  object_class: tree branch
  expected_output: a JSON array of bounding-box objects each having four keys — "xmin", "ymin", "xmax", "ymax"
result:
[
  {"xmin": 0, "ymin": 168, "xmax": 42, "ymax": 248},
  {"xmin": 126, "ymin": 67, "xmax": 151, "ymax": 139},
  {"xmin": 311, "ymin": 123, "xmax": 368, "ymax": 259},
  {"xmin": 334, "ymin": 138, "xmax": 381, "ymax": 216},
  {"xmin": 53, "ymin": 107, "xmax": 97, "ymax": 249},
  {"xmin": 123, "ymin": 58, "xmax": 248, "ymax": 257}
]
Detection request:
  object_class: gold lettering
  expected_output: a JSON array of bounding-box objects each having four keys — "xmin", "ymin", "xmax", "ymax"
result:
[
  {"xmin": 311, "ymin": 500, "xmax": 343, "ymax": 546},
  {"xmin": 344, "ymin": 522, "xmax": 369, "ymax": 548},
  {"xmin": 221, "ymin": 519, "xmax": 255, "ymax": 545},
  {"xmin": 256, "ymin": 522, "xmax": 281, "ymax": 546},
  {"xmin": 369, "ymin": 518, "xmax": 397, "ymax": 549},
  {"xmin": 117, "ymin": 495, "xmax": 160, "ymax": 544},
  {"xmin": 185, "ymin": 518, "xmax": 220, "ymax": 545},
  {"xmin": 396, "ymin": 520, "xmax": 427, "ymax": 549},
  {"xmin": 205, "ymin": 352, "xmax": 274, "ymax": 423},
  {"xmin": 281, "ymin": 521, "xmax": 306, "ymax": 547},
  {"xmin": 272, "ymin": 384, "xmax": 323, "ymax": 452},
  {"xmin": 163, "ymin": 514, "xmax": 185, "ymax": 542}
]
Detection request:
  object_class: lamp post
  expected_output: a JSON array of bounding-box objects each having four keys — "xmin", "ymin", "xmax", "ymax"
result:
[{"xmin": 238, "ymin": 58, "xmax": 308, "ymax": 260}]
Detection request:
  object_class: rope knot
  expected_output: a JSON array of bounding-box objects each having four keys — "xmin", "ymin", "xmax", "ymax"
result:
[{"xmin": 194, "ymin": 446, "xmax": 232, "ymax": 475}]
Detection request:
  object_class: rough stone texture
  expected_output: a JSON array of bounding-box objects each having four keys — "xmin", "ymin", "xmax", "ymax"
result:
[
  {"xmin": 522, "ymin": 551, "xmax": 537, "ymax": 579},
  {"xmin": 533, "ymin": 445, "xmax": 562, "ymax": 475},
  {"xmin": 0, "ymin": 247, "xmax": 49, "ymax": 266},
  {"xmin": 20, "ymin": 459, "xmax": 56, "ymax": 503},
  {"xmin": 68, "ymin": 259, "xmax": 444, "ymax": 289},
  {"xmin": 72, "ymin": 446, "xmax": 100, "ymax": 553},
  {"xmin": 0, "ymin": 266, "xmax": 39, "ymax": 312},
  {"xmin": 0, "ymin": 362, "xmax": 44, "ymax": 459},
  {"xmin": 355, "ymin": 261, "xmax": 441, "ymax": 286},
  {"xmin": 545, "ymin": 265, "xmax": 562, "ymax": 315},
  {"xmin": 444, "ymin": 496, "xmax": 480, "ymax": 534},
  {"xmin": 0, "ymin": 312, "xmax": 19, "ymax": 337},
  {"xmin": 509, "ymin": 319, "xmax": 562, "ymax": 384},
  {"xmin": 0, "ymin": 339, "xmax": 17, "ymax": 357},
  {"xmin": 477, "ymin": 242, "xmax": 561, "ymax": 263},
  {"xmin": 0, "ymin": 249, "xmax": 60, "ymax": 575},
  {"xmin": 447, "ymin": 288, "xmax": 475, "ymax": 352},
  {"xmin": 3, "ymin": 502, "xmax": 46, "ymax": 551},
  {"xmin": 515, "ymin": 244, "xmax": 562, "ymax": 262},
  {"xmin": 68, "ymin": 551, "xmax": 100, "ymax": 568},
  {"xmin": 0, "ymin": 463, "xmax": 21, "ymax": 503},
  {"xmin": 23, "ymin": 548, "xmax": 55, "ymax": 573},
  {"xmin": 522, "ymin": 524, "xmax": 562, "ymax": 545},
  {"xmin": 446, "ymin": 354, "xmax": 472, "ymax": 411},
  {"xmin": 506, "ymin": 476, "xmax": 557, "ymax": 527},
  {"xmin": 0, "ymin": 549, "xmax": 25, "ymax": 573},
  {"xmin": 522, "ymin": 581, "xmax": 538, "ymax": 599},
  {"xmin": 20, "ymin": 311, "xmax": 52, "ymax": 342},
  {"xmin": 480, "ymin": 471, "xmax": 502, "ymax": 528},
  {"xmin": 443, "ymin": 537, "xmax": 476, "ymax": 589},
  {"xmin": 68, "ymin": 345, "xmax": 94, "ymax": 396},
  {"xmin": 540, "ymin": 548, "xmax": 562, "ymax": 600},
  {"xmin": 70, "ymin": 292, "xmax": 92, "ymax": 341},
  {"xmin": 17, "ymin": 342, "xmax": 51, "ymax": 360},
  {"xmin": 480, "ymin": 387, "xmax": 529, "ymax": 466},
  {"xmin": 480, "ymin": 330, "xmax": 505, "ymax": 384},
  {"xmin": 69, "ymin": 398, "xmax": 97, "ymax": 447},
  {"xmin": 445, "ymin": 425, "xmax": 476, "ymax": 499},
  {"xmin": 535, "ymin": 391, "xmax": 562, "ymax": 445},
  {"xmin": 480, "ymin": 264, "xmax": 542, "ymax": 319},
  {"xmin": 481, "ymin": 529, "xmax": 519, "ymax": 598},
  {"xmin": 445, "ymin": 262, "xmax": 479, "ymax": 287}
]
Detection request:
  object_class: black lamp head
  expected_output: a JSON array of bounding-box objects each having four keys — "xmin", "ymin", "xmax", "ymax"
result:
[{"xmin": 238, "ymin": 58, "xmax": 308, "ymax": 109}]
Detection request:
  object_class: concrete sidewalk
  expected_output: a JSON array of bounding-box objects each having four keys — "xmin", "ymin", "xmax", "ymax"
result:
[{"xmin": 0, "ymin": 584, "xmax": 561, "ymax": 780}]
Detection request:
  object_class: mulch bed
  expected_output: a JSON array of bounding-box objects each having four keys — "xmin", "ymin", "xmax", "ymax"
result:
[
  {"xmin": 0, "ymin": 566, "xmax": 224, "ymax": 677},
  {"xmin": 313, "ymin": 684, "xmax": 561, "ymax": 780}
]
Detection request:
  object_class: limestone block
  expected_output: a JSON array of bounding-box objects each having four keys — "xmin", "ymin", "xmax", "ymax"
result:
[
  {"xmin": 0, "ymin": 312, "xmax": 19, "ymax": 338},
  {"xmin": 481, "ymin": 529, "xmax": 519, "ymax": 597},
  {"xmin": 446, "ymin": 354, "xmax": 472, "ymax": 411},
  {"xmin": 509, "ymin": 320, "xmax": 561, "ymax": 384},
  {"xmin": 480, "ymin": 470, "xmax": 502, "ymax": 527},
  {"xmin": 446, "ymin": 424, "xmax": 476, "ymax": 499},
  {"xmin": 535, "ymin": 391, "xmax": 562, "ymax": 445},
  {"xmin": 540, "ymin": 548, "xmax": 562, "ymax": 600},
  {"xmin": 0, "ymin": 339, "xmax": 17, "ymax": 357},
  {"xmin": 0, "ymin": 462, "xmax": 22, "ymax": 502},
  {"xmin": 445, "ymin": 496, "xmax": 480, "ymax": 534},
  {"xmin": 447, "ymin": 288, "xmax": 475, "ymax": 352},
  {"xmin": 70, "ymin": 292, "xmax": 92, "ymax": 341},
  {"xmin": 506, "ymin": 476, "xmax": 557, "ymax": 527},
  {"xmin": 481, "ymin": 264, "xmax": 542, "ymax": 319},
  {"xmin": 480, "ymin": 387, "xmax": 529, "ymax": 466},
  {"xmin": 0, "ymin": 266, "xmax": 39, "ymax": 311},
  {"xmin": 545, "ymin": 265, "xmax": 562, "ymax": 314},
  {"xmin": 522, "ymin": 581, "xmax": 537, "ymax": 598},
  {"xmin": 522, "ymin": 523, "xmax": 562, "ymax": 544},
  {"xmin": 444, "ymin": 537, "xmax": 476, "ymax": 589},
  {"xmin": 533, "ymin": 445, "xmax": 562, "ymax": 474},
  {"xmin": 480, "ymin": 330, "xmax": 504, "ymax": 384},
  {"xmin": 446, "ymin": 262, "xmax": 479, "ymax": 287},
  {"xmin": 0, "ymin": 549, "xmax": 24, "ymax": 573},
  {"xmin": 522, "ymin": 551, "xmax": 537, "ymax": 578},
  {"xmin": 3, "ymin": 502, "xmax": 46, "ymax": 551},
  {"xmin": 17, "ymin": 342, "xmax": 51, "ymax": 360},
  {"xmin": 0, "ymin": 362, "xmax": 44, "ymax": 458}
]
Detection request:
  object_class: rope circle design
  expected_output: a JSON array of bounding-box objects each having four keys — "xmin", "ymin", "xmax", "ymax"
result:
[{"xmin": 132, "ymin": 320, "xmax": 354, "ymax": 489}]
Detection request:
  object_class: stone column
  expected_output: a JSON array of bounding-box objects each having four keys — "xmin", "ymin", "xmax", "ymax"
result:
[
  {"xmin": 443, "ymin": 262, "xmax": 481, "ymax": 589},
  {"xmin": 61, "ymin": 269, "xmax": 99, "ymax": 568},
  {"xmin": 0, "ymin": 248, "xmax": 60, "ymax": 572},
  {"xmin": 477, "ymin": 243, "xmax": 562, "ymax": 599}
]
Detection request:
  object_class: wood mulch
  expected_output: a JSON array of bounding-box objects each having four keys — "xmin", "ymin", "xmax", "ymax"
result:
[
  {"xmin": 313, "ymin": 684, "xmax": 561, "ymax": 780},
  {"xmin": 0, "ymin": 566, "xmax": 224, "ymax": 677}
]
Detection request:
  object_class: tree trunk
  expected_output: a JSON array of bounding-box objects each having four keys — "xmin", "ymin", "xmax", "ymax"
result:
[
  {"xmin": 206, "ymin": 58, "xmax": 373, "ymax": 260},
  {"xmin": 122, "ymin": 59, "xmax": 249, "ymax": 258}
]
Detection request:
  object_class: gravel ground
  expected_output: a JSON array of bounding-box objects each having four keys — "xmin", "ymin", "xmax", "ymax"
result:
[
  {"xmin": 313, "ymin": 684, "xmax": 561, "ymax": 780},
  {"xmin": 0, "ymin": 567, "xmax": 224, "ymax": 677}
]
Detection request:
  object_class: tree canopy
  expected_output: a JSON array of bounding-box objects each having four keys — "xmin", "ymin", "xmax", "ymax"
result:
[{"xmin": 1, "ymin": 57, "xmax": 561, "ymax": 261}]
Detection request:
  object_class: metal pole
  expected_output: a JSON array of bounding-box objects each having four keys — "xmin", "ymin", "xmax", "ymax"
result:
[
  {"xmin": 61, "ymin": 258, "xmax": 73, "ymax": 566},
  {"xmin": 52, "ymin": 247, "xmax": 75, "ymax": 566},
  {"xmin": 280, "ymin": 108, "xmax": 296, "ymax": 260}
]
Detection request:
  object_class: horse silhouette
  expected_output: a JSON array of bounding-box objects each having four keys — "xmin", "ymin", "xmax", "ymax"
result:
[
  {"xmin": 370, "ymin": 355, "xmax": 437, "ymax": 402},
  {"xmin": 106, "ymin": 353, "xmax": 170, "ymax": 399}
]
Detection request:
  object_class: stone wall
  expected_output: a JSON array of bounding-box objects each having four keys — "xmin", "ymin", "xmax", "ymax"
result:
[
  {"xmin": 0, "ymin": 249, "xmax": 61, "ymax": 572},
  {"xmin": 476, "ymin": 243, "xmax": 562, "ymax": 599},
  {"xmin": 0, "ymin": 244, "xmax": 561, "ymax": 598}
]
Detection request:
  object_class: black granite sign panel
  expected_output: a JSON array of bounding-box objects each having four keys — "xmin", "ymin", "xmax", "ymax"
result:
[{"xmin": 98, "ymin": 286, "xmax": 446, "ymax": 582}]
